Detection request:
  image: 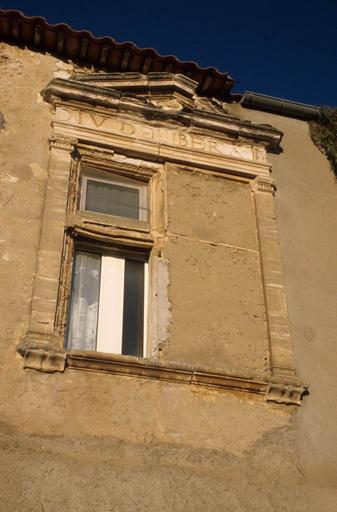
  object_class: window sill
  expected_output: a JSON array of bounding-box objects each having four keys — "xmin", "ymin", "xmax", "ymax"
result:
[{"xmin": 20, "ymin": 344, "xmax": 307, "ymax": 406}]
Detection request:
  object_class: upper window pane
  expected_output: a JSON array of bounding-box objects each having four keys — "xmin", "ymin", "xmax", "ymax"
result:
[
  {"xmin": 80, "ymin": 168, "xmax": 148, "ymax": 221},
  {"xmin": 86, "ymin": 179, "xmax": 139, "ymax": 219}
]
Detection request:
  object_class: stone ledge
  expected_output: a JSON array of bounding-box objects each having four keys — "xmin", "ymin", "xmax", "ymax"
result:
[
  {"xmin": 19, "ymin": 346, "xmax": 308, "ymax": 406},
  {"xmin": 67, "ymin": 351, "xmax": 267, "ymax": 395}
]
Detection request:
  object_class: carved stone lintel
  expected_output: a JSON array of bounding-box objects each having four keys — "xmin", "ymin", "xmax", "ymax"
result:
[
  {"xmin": 251, "ymin": 175, "xmax": 276, "ymax": 195},
  {"xmin": 265, "ymin": 381, "xmax": 307, "ymax": 406},
  {"xmin": 23, "ymin": 348, "xmax": 67, "ymax": 373},
  {"xmin": 68, "ymin": 223, "xmax": 153, "ymax": 250},
  {"xmin": 49, "ymin": 134, "xmax": 78, "ymax": 151}
]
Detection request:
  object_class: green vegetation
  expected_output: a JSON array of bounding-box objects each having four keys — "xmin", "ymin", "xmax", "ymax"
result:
[{"xmin": 310, "ymin": 107, "xmax": 337, "ymax": 178}]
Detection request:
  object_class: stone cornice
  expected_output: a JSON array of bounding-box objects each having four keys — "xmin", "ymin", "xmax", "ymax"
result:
[
  {"xmin": 43, "ymin": 77, "xmax": 282, "ymax": 151},
  {"xmin": 19, "ymin": 343, "xmax": 307, "ymax": 406},
  {"xmin": 72, "ymin": 72, "xmax": 199, "ymax": 100}
]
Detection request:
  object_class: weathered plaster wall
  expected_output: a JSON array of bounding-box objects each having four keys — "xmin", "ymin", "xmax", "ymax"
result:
[
  {"xmin": 0, "ymin": 373, "xmax": 306, "ymax": 512},
  {"xmin": 0, "ymin": 43, "xmax": 310, "ymax": 511},
  {"xmin": 230, "ymin": 102, "xmax": 337, "ymax": 511},
  {"xmin": 162, "ymin": 170, "xmax": 268, "ymax": 376},
  {"xmin": 0, "ymin": 44, "xmax": 60, "ymax": 363}
]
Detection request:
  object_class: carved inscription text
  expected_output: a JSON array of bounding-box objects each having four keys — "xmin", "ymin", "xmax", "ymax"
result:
[{"xmin": 55, "ymin": 107, "xmax": 266, "ymax": 163}]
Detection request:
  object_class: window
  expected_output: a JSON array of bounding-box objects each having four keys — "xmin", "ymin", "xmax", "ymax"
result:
[
  {"xmin": 66, "ymin": 249, "xmax": 148, "ymax": 357},
  {"xmin": 80, "ymin": 167, "xmax": 148, "ymax": 221},
  {"xmin": 64, "ymin": 165, "xmax": 151, "ymax": 357}
]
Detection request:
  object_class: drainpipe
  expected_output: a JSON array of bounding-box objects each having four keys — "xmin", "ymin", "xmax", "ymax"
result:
[{"xmin": 241, "ymin": 91, "xmax": 320, "ymax": 120}]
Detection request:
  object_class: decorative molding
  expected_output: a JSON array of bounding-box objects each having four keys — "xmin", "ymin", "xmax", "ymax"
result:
[
  {"xmin": 53, "ymin": 234, "xmax": 74, "ymax": 337},
  {"xmin": 265, "ymin": 382, "xmax": 307, "ymax": 406},
  {"xmin": 251, "ymin": 175, "xmax": 276, "ymax": 195},
  {"xmin": 67, "ymin": 351, "xmax": 267, "ymax": 393},
  {"xmin": 49, "ymin": 134, "xmax": 78, "ymax": 151},
  {"xmin": 66, "ymin": 351, "xmax": 307, "ymax": 405},
  {"xmin": 24, "ymin": 347, "xmax": 66, "ymax": 373}
]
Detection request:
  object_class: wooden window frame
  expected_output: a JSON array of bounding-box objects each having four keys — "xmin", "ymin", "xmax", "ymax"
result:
[{"xmin": 66, "ymin": 244, "xmax": 149, "ymax": 357}]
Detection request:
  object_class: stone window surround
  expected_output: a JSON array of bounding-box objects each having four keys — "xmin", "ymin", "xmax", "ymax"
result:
[
  {"xmin": 17, "ymin": 79, "xmax": 307, "ymax": 406},
  {"xmin": 54, "ymin": 148, "xmax": 156, "ymax": 354}
]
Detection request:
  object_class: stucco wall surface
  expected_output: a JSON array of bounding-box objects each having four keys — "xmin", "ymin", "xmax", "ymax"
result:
[
  {"xmin": 0, "ymin": 44, "xmax": 56, "ymax": 351},
  {"xmin": 0, "ymin": 43, "xmax": 311, "ymax": 511},
  {"xmin": 163, "ymin": 170, "xmax": 269, "ymax": 376},
  {"xmin": 230, "ymin": 103, "xmax": 337, "ymax": 511}
]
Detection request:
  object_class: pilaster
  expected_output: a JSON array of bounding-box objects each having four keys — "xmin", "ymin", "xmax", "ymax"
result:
[
  {"xmin": 27, "ymin": 134, "xmax": 77, "ymax": 339},
  {"xmin": 252, "ymin": 176, "xmax": 298, "ymax": 383}
]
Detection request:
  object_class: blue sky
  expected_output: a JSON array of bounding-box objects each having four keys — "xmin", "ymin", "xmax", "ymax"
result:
[{"xmin": 2, "ymin": 0, "xmax": 337, "ymax": 106}]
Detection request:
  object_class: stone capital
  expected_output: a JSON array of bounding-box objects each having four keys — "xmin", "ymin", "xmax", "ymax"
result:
[
  {"xmin": 251, "ymin": 175, "xmax": 276, "ymax": 195},
  {"xmin": 49, "ymin": 133, "xmax": 78, "ymax": 151}
]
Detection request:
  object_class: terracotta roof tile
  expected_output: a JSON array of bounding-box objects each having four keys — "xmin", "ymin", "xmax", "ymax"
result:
[{"xmin": 0, "ymin": 9, "xmax": 235, "ymax": 99}]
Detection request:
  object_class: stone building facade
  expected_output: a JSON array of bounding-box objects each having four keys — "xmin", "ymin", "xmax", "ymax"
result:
[{"xmin": 0, "ymin": 9, "xmax": 336, "ymax": 512}]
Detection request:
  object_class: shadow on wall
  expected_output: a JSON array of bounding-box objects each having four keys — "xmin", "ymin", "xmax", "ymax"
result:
[{"xmin": 0, "ymin": 112, "xmax": 5, "ymax": 129}]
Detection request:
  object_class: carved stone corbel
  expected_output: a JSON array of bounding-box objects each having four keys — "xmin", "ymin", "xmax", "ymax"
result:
[
  {"xmin": 23, "ymin": 347, "xmax": 67, "ymax": 373},
  {"xmin": 265, "ymin": 381, "xmax": 307, "ymax": 406}
]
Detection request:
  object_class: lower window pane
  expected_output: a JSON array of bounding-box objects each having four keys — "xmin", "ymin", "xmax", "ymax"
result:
[
  {"xmin": 67, "ymin": 251, "xmax": 101, "ymax": 350},
  {"xmin": 122, "ymin": 259, "xmax": 144, "ymax": 356}
]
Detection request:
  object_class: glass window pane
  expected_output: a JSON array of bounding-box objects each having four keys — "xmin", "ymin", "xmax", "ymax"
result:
[
  {"xmin": 122, "ymin": 259, "xmax": 144, "ymax": 356},
  {"xmin": 67, "ymin": 251, "xmax": 101, "ymax": 351},
  {"xmin": 85, "ymin": 179, "xmax": 140, "ymax": 219}
]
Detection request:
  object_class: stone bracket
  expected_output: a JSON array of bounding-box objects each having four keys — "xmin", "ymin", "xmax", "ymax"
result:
[{"xmin": 265, "ymin": 381, "xmax": 307, "ymax": 406}]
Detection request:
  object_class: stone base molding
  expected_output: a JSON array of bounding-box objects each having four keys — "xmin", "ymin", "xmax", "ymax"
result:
[{"xmin": 19, "ymin": 346, "xmax": 307, "ymax": 406}]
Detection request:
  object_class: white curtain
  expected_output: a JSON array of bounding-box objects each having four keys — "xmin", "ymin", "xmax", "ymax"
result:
[{"xmin": 67, "ymin": 251, "xmax": 101, "ymax": 350}]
